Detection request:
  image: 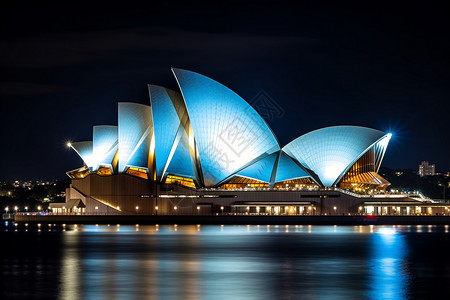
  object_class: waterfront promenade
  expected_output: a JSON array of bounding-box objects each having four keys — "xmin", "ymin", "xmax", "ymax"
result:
[{"xmin": 10, "ymin": 214, "xmax": 450, "ymax": 225}]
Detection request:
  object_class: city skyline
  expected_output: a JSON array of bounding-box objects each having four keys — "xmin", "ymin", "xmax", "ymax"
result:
[{"xmin": 1, "ymin": 1, "xmax": 449, "ymax": 181}]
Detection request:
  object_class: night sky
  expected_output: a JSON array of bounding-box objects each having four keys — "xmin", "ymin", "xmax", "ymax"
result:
[{"xmin": 1, "ymin": 1, "xmax": 449, "ymax": 181}]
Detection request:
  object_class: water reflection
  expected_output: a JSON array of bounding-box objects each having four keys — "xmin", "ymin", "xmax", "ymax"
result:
[
  {"xmin": 367, "ymin": 227, "xmax": 410, "ymax": 300},
  {"xmin": 54, "ymin": 225, "xmax": 373, "ymax": 299},
  {"xmin": 60, "ymin": 232, "xmax": 81, "ymax": 300},
  {"xmin": 2, "ymin": 224, "xmax": 450, "ymax": 299}
]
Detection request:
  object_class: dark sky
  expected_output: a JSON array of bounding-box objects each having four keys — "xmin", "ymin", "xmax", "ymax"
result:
[{"xmin": 1, "ymin": 0, "xmax": 449, "ymax": 181}]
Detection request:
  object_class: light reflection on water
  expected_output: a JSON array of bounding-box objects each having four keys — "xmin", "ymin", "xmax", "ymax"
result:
[
  {"xmin": 2, "ymin": 224, "xmax": 450, "ymax": 299},
  {"xmin": 367, "ymin": 227, "xmax": 409, "ymax": 300}
]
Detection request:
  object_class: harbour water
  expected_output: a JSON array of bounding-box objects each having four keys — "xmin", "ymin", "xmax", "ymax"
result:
[{"xmin": 1, "ymin": 223, "xmax": 450, "ymax": 299}]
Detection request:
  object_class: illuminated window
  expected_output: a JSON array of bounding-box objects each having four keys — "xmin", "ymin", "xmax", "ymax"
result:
[
  {"xmin": 220, "ymin": 176, "xmax": 269, "ymax": 190},
  {"xmin": 338, "ymin": 149, "xmax": 390, "ymax": 193},
  {"xmin": 66, "ymin": 166, "xmax": 90, "ymax": 179},
  {"xmin": 274, "ymin": 178, "xmax": 317, "ymax": 189},
  {"xmin": 165, "ymin": 174, "xmax": 196, "ymax": 188},
  {"xmin": 126, "ymin": 167, "xmax": 148, "ymax": 179},
  {"xmin": 97, "ymin": 166, "xmax": 112, "ymax": 176}
]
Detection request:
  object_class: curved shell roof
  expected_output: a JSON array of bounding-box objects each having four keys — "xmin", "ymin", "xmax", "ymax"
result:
[
  {"xmin": 92, "ymin": 125, "xmax": 118, "ymax": 170},
  {"xmin": 118, "ymin": 102, "xmax": 153, "ymax": 172},
  {"xmin": 282, "ymin": 126, "xmax": 389, "ymax": 187},
  {"xmin": 165, "ymin": 128, "xmax": 196, "ymax": 179},
  {"xmin": 149, "ymin": 85, "xmax": 191, "ymax": 181},
  {"xmin": 70, "ymin": 141, "xmax": 94, "ymax": 168},
  {"xmin": 68, "ymin": 69, "xmax": 392, "ymax": 189},
  {"xmin": 274, "ymin": 151, "xmax": 310, "ymax": 183},
  {"xmin": 172, "ymin": 68, "xmax": 280, "ymax": 187},
  {"xmin": 236, "ymin": 152, "xmax": 278, "ymax": 183}
]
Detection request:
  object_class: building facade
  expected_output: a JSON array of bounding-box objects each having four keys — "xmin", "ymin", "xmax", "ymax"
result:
[
  {"xmin": 419, "ymin": 161, "xmax": 436, "ymax": 177},
  {"xmin": 51, "ymin": 68, "xmax": 445, "ymax": 216}
]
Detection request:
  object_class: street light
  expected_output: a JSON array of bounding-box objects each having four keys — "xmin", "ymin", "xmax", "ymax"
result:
[
  {"xmin": 37, "ymin": 206, "xmax": 41, "ymax": 212},
  {"xmin": 5, "ymin": 207, "xmax": 9, "ymax": 213},
  {"xmin": 14, "ymin": 206, "xmax": 18, "ymax": 212},
  {"xmin": 220, "ymin": 206, "xmax": 224, "ymax": 213},
  {"xmin": 25, "ymin": 206, "xmax": 28, "ymax": 211}
]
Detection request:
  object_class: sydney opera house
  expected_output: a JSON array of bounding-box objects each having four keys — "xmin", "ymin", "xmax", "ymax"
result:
[{"xmin": 53, "ymin": 68, "xmax": 443, "ymax": 216}]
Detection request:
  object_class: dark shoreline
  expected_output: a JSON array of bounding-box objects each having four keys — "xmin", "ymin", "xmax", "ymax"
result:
[{"xmin": 11, "ymin": 215, "xmax": 450, "ymax": 225}]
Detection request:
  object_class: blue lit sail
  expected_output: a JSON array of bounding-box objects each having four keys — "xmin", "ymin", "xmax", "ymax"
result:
[
  {"xmin": 92, "ymin": 125, "xmax": 118, "ymax": 170},
  {"xmin": 236, "ymin": 152, "xmax": 278, "ymax": 183},
  {"xmin": 274, "ymin": 151, "xmax": 310, "ymax": 183},
  {"xmin": 172, "ymin": 68, "xmax": 280, "ymax": 187},
  {"xmin": 70, "ymin": 141, "xmax": 94, "ymax": 168},
  {"xmin": 165, "ymin": 128, "xmax": 196, "ymax": 179},
  {"xmin": 149, "ymin": 85, "xmax": 190, "ymax": 181},
  {"xmin": 283, "ymin": 126, "xmax": 388, "ymax": 187},
  {"xmin": 118, "ymin": 102, "xmax": 153, "ymax": 172},
  {"xmin": 68, "ymin": 69, "xmax": 392, "ymax": 190}
]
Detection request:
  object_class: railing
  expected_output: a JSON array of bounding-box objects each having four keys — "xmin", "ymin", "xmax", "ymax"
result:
[
  {"xmin": 199, "ymin": 187, "xmax": 321, "ymax": 192},
  {"xmin": 47, "ymin": 212, "xmax": 123, "ymax": 216},
  {"xmin": 201, "ymin": 186, "xmax": 429, "ymax": 199},
  {"xmin": 9, "ymin": 212, "xmax": 47, "ymax": 216},
  {"xmin": 334, "ymin": 188, "xmax": 431, "ymax": 201}
]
